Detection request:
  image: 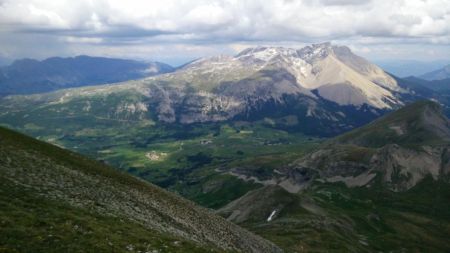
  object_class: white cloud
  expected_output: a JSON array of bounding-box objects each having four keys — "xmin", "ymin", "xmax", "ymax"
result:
[{"xmin": 0, "ymin": 0, "xmax": 449, "ymax": 63}]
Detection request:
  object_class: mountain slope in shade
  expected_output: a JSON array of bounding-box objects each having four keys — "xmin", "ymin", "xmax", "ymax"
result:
[
  {"xmin": 419, "ymin": 64, "xmax": 450, "ymax": 81},
  {"xmin": 0, "ymin": 126, "xmax": 281, "ymax": 253},
  {"xmin": 225, "ymin": 100, "xmax": 450, "ymax": 193},
  {"xmin": 401, "ymin": 76, "xmax": 450, "ymax": 92},
  {"xmin": 0, "ymin": 55, "xmax": 174, "ymax": 96},
  {"xmin": 334, "ymin": 100, "xmax": 450, "ymax": 147}
]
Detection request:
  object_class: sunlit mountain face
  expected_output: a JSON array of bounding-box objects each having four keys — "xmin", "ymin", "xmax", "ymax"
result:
[{"xmin": 1, "ymin": 1, "xmax": 449, "ymax": 252}]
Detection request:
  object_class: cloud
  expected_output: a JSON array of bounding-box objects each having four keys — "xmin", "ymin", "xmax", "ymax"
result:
[
  {"xmin": 318, "ymin": 0, "xmax": 372, "ymax": 6},
  {"xmin": 0, "ymin": 0, "xmax": 449, "ymax": 63}
]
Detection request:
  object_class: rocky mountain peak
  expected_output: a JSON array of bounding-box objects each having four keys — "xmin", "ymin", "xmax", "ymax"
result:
[
  {"xmin": 297, "ymin": 42, "xmax": 333, "ymax": 63},
  {"xmin": 235, "ymin": 42, "xmax": 334, "ymax": 64},
  {"xmin": 235, "ymin": 46, "xmax": 298, "ymax": 64}
]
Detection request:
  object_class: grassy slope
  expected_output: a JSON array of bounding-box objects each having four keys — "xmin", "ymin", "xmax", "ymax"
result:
[
  {"xmin": 237, "ymin": 178, "xmax": 450, "ymax": 252},
  {"xmin": 0, "ymin": 126, "xmax": 214, "ymax": 253},
  {"xmin": 334, "ymin": 100, "xmax": 447, "ymax": 148},
  {"xmin": 217, "ymin": 101, "xmax": 450, "ymax": 252},
  {"xmin": 0, "ymin": 126, "xmax": 280, "ymax": 253},
  {"xmin": 0, "ymin": 178, "xmax": 211, "ymax": 253}
]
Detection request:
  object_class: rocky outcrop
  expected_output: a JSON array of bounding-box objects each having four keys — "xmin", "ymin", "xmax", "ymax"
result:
[{"xmin": 371, "ymin": 144, "xmax": 450, "ymax": 191}]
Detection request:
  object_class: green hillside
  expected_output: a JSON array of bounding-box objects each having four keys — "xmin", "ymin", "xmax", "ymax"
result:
[
  {"xmin": 219, "ymin": 179, "xmax": 450, "ymax": 252},
  {"xmin": 334, "ymin": 100, "xmax": 450, "ymax": 148},
  {"xmin": 217, "ymin": 101, "xmax": 450, "ymax": 252},
  {"xmin": 0, "ymin": 126, "xmax": 281, "ymax": 253}
]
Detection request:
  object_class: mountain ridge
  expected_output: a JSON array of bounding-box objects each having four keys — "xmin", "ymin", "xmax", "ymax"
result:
[
  {"xmin": 0, "ymin": 55, "xmax": 174, "ymax": 96},
  {"xmin": 419, "ymin": 64, "xmax": 450, "ymax": 81},
  {"xmin": 0, "ymin": 42, "xmax": 423, "ymax": 137},
  {"xmin": 223, "ymin": 100, "xmax": 450, "ymax": 194}
]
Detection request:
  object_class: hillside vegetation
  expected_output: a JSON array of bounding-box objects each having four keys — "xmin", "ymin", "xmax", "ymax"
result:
[{"xmin": 0, "ymin": 126, "xmax": 281, "ymax": 253}]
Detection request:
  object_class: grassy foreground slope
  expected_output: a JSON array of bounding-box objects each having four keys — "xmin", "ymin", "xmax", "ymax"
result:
[{"xmin": 0, "ymin": 126, "xmax": 281, "ymax": 253}]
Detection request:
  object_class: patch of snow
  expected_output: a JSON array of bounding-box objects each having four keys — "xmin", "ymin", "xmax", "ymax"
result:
[{"xmin": 267, "ymin": 210, "xmax": 277, "ymax": 222}]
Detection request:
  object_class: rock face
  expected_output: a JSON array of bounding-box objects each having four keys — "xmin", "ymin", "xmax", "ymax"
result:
[
  {"xmin": 371, "ymin": 144, "xmax": 450, "ymax": 191},
  {"xmin": 0, "ymin": 42, "xmax": 417, "ymax": 136},
  {"xmin": 0, "ymin": 126, "xmax": 282, "ymax": 253},
  {"xmin": 313, "ymin": 101, "xmax": 450, "ymax": 190}
]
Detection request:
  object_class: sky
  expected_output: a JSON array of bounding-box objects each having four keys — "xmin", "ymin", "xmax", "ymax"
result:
[{"xmin": 0, "ymin": 0, "xmax": 449, "ymax": 66}]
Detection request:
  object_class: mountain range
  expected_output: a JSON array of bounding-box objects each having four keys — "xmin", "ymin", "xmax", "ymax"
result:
[
  {"xmin": 376, "ymin": 59, "xmax": 450, "ymax": 78},
  {"xmin": 0, "ymin": 42, "xmax": 435, "ymax": 137},
  {"xmin": 419, "ymin": 64, "xmax": 450, "ymax": 81},
  {"xmin": 1, "ymin": 42, "xmax": 450, "ymax": 252},
  {"xmin": 0, "ymin": 55, "xmax": 174, "ymax": 96}
]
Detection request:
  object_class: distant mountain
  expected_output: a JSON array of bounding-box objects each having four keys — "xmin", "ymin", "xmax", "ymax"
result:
[
  {"xmin": 173, "ymin": 42, "xmax": 401, "ymax": 109},
  {"xmin": 402, "ymin": 76, "xmax": 450, "ymax": 91},
  {"xmin": 0, "ymin": 55, "xmax": 12, "ymax": 67},
  {"xmin": 376, "ymin": 59, "xmax": 450, "ymax": 77},
  {"xmin": 0, "ymin": 55, "xmax": 174, "ymax": 96},
  {"xmin": 0, "ymin": 42, "xmax": 424, "ymax": 137},
  {"xmin": 419, "ymin": 64, "xmax": 450, "ymax": 81},
  {"xmin": 0, "ymin": 126, "xmax": 280, "ymax": 252}
]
